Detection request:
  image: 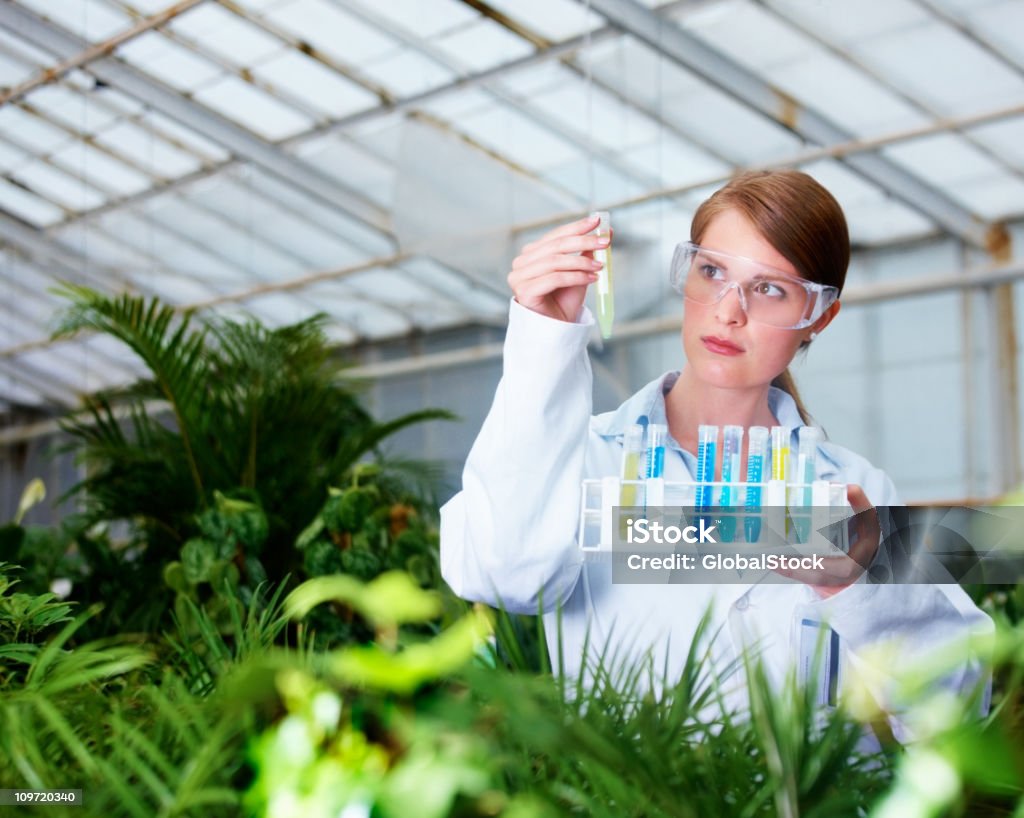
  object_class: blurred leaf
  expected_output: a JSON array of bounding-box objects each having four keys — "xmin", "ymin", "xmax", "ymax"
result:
[{"xmin": 285, "ymin": 572, "xmax": 442, "ymax": 627}]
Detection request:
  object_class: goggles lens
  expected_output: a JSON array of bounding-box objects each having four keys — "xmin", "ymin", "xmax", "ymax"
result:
[{"xmin": 670, "ymin": 242, "xmax": 838, "ymax": 330}]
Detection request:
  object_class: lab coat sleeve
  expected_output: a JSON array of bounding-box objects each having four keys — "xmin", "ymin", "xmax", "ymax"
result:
[
  {"xmin": 439, "ymin": 299, "xmax": 594, "ymax": 613},
  {"xmin": 810, "ymin": 468, "xmax": 993, "ymax": 740}
]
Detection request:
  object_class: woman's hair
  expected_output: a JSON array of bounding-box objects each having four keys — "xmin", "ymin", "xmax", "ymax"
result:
[{"xmin": 690, "ymin": 170, "xmax": 850, "ymax": 424}]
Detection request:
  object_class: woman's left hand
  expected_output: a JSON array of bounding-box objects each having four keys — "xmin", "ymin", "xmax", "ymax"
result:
[{"xmin": 774, "ymin": 483, "xmax": 881, "ymax": 598}]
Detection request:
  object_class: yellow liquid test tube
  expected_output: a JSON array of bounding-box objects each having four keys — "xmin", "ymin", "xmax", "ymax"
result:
[{"xmin": 591, "ymin": 211, "xmax": 614, "ymax": 338}]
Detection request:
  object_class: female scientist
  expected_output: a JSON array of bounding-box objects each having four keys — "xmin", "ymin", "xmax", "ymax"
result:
[{"xmin": 440, "ymin": 170, "xmax": 990, "ymax": 734}]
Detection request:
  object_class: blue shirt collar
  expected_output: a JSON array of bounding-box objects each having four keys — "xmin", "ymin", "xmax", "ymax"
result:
[{"xmin": 591, "ymin": 371, "xmax": 841, "ymax": 477}]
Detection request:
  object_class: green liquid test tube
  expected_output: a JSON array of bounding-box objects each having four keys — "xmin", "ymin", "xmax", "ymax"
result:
[
  {"xmin": 591, "ymin": 211, "xmax": 614, "ymax": 339},
  {"xmin": 619, "ymin": 423, "xmax": 644, "ymax": 507}
]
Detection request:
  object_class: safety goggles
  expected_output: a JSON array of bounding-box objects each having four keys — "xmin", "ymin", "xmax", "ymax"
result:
[{"xmin": 669, "ymin": 242, "xmax": 839, "ymax": 330}]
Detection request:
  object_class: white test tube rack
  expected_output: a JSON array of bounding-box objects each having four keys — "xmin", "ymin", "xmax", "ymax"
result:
[{"xmin": 578, "ymin": 477, "xmax": 851, "ymax": 553}]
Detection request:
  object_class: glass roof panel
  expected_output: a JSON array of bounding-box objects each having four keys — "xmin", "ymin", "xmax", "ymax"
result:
[
  {"xmin": 261, "ymin": 0, "xmax": 401, "ymax": 64},
  {"xmin": 168, "ymin": 3, "xmax": 285, "ymax": 65},
  {"xmin": 529, "ymin": 82, "xmax": 663, "ymax": 152},
  {"xmin": 967, "ymin": 115, "xmax": 1024, "ymax": 170},
  {"xmin": 25, "ymin": 84, "xmax": 122, "ymax": 135},
  {"xmin": 48, "ymin": 141, "xmax": 152, "ymax": 197},
  {"xmin": 433, "ymin": 19, "xmax": 535, "ymax": 73},
  {"xmin": 97, "ymin": 211, "xmax": 253, "ymax": 286},
  {"xmin": 957, "ymin": 0, "xmax": 1024, "ymax": 65},
  {"xmin": 343, "ymin": 0, "xmax": 479, "ymax": 41},
  {"xmin": 116, "ymin": 32, "xmax": 223, "ymax": 94},
  {"xmin": 293, "ymin": 134, "xmax": 395, "ymax": 208},
  {"xmin": 765, "ymin": 0, "xmax": 929, "ymax": 47},
  {"xmin": 583, "ymin": 37, "xmax": 706, "ymax": 111},
  {"xmin": 482, "ymin": 0, "xmax": 604, "ymax": 41},
  {"xmin": 0, "ymin": 139, "xmax": 29, "ymax": 173},
  {"xmin": 0, "ymin": 28, "xmax": 51, "ymax": 68},
  {"xmin": 0, "ymin": 106, "xmax": 72, "ymax": 154},
  {"xmin": 360, "ymin": 49, "xmax": 456, "ymax": 97},
  {"xmin": 767, "ymin": 51, "xmax": 928, "ymax": 136},
  {"xmin": 883, "ymin": 133, "xmax": 1007, "ymax": 187},
  {"xmin": 0, "ymin": 50, "xmax": 34, "ymax": 86},
  {"xmin": 799, "ymin": 157, "xmax": 935, "ymax": 243},
  {"xmin": 418, "ymin": 86, "xmax": 495, "ymax": 122},
  {"xmin": 15, "ymin": 0, "xmax": 132, "ymax": 42},
  {"xmin": 396, "ymin": 257, "xmax": 508, "ymax": 315},
  {"xmin": 10, "ymin": 160, "xmax": 106, "ymax": 210},
  {"xmin": 56, "ymin": 223, "xmax": 161, "ymax": 269},
  {"xmin": 950, "ymin": 175, "xmax": 1024, "ymax": 221},
  {"xmin": 139, "ymin": 110, "xmax": 230, "ymax": 163},
  {"xmin": 659, "ymin": 85, "xmax": 802, "ymax": 164},
  {"xmin": 543, "ymin": 158, "xmax": 639, "ymax": 203},
  {"xmin": 143, "ymin": 196, "xmax": 306, "ymax": 278},
  {"xmin": 855, "ymin": 18, "xmax": 1024, "ymax": 115},
  {"xmin": 92, "ymin": 120, "xmax": 202, "ymax": 178},
  {"xmin": 456, "ymin": 103, "xmax": 583, "ymax": 170},
  {"xmin": 671, "ymin": 0, "xmax": 816, "ymax": 71},
  {"xmin": 251, "ymin": 51, "xmax": 379, "ymax": 118},
  {"xmin": 625, "ymin": 136, "xmax": 731, "ymax": 188},
  {"xmin": 228, "ymin": 167, "xmax": 394, "ymax": 258},
  {"xmin": 192, "ymin": 75, "xmax": 314, "ymax": 140}
]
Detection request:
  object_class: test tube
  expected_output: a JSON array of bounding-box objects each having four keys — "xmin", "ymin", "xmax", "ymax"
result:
[
  {"xmin": 619, "ymin": 423, "xmax": 645, "ymax": 507},
  {"xmin": 771, "ymin": 425, "xmax": 790, "ymax": 482},
  {"xmin": 591, "ymin": 211, "xmax": 614, "ymax": 339},
  {"xmin": 718, "ymin": 425, "xmax": 743, "ymax": 542},
  {"xmin": 644, "ymin": 423, "xmax": 666, "ymax": 480},
  {"xmin": 744, "ymin": 426, "xmax": 768, "ymax": 543},
  {"xmin": 794, "ymin": 426, "xmax": 820, "ymax": 542},
  {"xmin": 696, "ymin": 425, "xmax": 718, "ymax": 512}
]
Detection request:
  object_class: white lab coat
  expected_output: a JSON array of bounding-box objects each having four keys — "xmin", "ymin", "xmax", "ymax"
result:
[{"xmin": 440, "ymin": 300, "xmax": 991, "ymax": 737}]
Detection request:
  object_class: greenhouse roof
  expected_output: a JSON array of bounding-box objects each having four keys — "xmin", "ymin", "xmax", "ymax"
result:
[{"xmin": 0, "ymin": 0, "xmax": 1023, "ymax": 412}]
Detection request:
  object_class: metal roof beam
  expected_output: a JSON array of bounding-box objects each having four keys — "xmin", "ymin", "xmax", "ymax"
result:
[
  {"xmin": 0, "ymin": 0, "xmax": 395, "ymax": 249},
  {"xmin": 584, "ymin": 0, "xmax": 991, "ymax": 249}
]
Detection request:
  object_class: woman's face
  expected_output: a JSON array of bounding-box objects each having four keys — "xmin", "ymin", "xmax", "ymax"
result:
[{"xmin": 681, "ymin": 207, "xmax": 832, "ymax": 391}]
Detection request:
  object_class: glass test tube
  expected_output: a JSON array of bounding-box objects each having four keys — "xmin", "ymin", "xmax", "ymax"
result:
[
  {"xmin": 619, "ymin": 423, "xmax": 645, "ymax": 506},
  {"xmin": 794, "ymin": 426, "xmax": 820, "ymax": 542},
  {"xmin": 644, "ymin": 423, "xmax": 666, "ymax": 480},
  {"xmin": 744, "ymin": 426, "xmax": 768, "ymax": 543},
  {"xmin": 771, "ymin": 425, "xmax": 790, "ymax": 482},
  {"xmin": 591, "ymin": 211, "xmax": 614, "ymax": 339},
  {"xmin": 696, "ymin": 425, "xmax": 717, "ymax": 511},
  {"xmin": 718, "ymin": 425, "xmax": 743, "ymax": 542}
]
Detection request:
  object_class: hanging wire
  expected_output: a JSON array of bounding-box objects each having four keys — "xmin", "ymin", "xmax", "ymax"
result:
[{"xmin": 584, "ymin": 0, "xmax": 595, "ymax": 211}]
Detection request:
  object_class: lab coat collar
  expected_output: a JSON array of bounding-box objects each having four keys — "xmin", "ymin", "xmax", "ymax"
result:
[{"xmin": 591, "ymin": 371, "xmax": 842, "ymax": 479}]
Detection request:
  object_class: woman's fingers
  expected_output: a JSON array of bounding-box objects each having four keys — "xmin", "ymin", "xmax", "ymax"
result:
[
  {"xmin": 772, "ymin": 483, "xmax": 881, "ymax": 597},
  {"xmin": 515, "ymin": 233, "xmax": 609, "ymax": 268}
]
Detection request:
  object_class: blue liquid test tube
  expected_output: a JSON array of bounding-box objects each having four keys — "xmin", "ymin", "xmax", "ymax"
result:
[
  {"xmin": 718, "ymin": 425, "xmax": 743, "ymax": 542},
  {"xmin": 745, "ymin": 426, "xmax": 768, "ymax": 543},
  {"xmin": 696, "ymin": 425, "xmax": 717, "ymax": 513},
  {"xmin": 644, "ymin": 423, "xmax": 666, "ymax": 480}
]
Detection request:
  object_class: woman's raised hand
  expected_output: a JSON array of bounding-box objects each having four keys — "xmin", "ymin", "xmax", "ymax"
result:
[{"xmin": 507, "ymin": 214, "xmax": 608, "ymax": 323}]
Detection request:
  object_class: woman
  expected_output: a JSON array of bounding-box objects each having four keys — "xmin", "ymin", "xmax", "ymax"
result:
[{"xmin": 440, "ymin": 171, "xmax": 990, "ymax": 734}]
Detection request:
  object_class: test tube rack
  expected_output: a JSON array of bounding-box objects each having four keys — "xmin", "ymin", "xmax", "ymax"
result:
[{"xmin": 577, "ymin": 477, "xmax": 852, "ymax": 553}]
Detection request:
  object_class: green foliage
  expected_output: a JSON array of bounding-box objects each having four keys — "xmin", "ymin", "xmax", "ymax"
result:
[{"xmin": 47, "ymin": 286, "xmax": 453, "ymax": 632}]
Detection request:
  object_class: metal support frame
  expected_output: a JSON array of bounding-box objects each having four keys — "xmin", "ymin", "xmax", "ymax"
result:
[
  {"xmin": 0, "ymin": 0, "xmax": 394, "ymax": 243},
  {"xmin": 583, "ymin": 0, "xmax": 990, "ymax": 248}
]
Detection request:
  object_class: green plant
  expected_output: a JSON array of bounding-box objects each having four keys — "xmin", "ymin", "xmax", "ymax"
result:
[{"xmin": 49, "ymin": 285, "xmax": 452, "ymax": 632}]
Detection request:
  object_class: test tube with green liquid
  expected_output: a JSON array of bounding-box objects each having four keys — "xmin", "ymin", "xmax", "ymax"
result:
[
  {"xmin": 591, "ymin": 211, "xmax": 614, "ymax": 338},
  {"xmin": 619, "ymin": 423, "xmax": 645, "ymax": 507}
]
